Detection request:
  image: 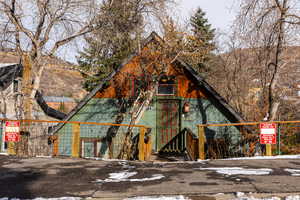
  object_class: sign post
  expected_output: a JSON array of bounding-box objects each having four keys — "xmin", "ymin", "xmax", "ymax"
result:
[{"xmin": 260, "ymin": 123, "xmax": 277, "ymax": 156}]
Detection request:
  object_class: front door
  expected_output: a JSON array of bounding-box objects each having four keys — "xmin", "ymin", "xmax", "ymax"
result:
[{"xmin": 157, "ymin": 99, "xmax": 180, "ymax": 152}]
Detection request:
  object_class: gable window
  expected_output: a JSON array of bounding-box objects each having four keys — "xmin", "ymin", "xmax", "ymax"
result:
[{"xmin": 157, "ymin": 76, "xmax": 176, "ymax": 96}]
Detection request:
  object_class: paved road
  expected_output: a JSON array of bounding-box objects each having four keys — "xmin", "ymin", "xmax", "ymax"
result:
[{"xmin": 1, "ymin": 155, "xmax": 300, "ymax": 199}]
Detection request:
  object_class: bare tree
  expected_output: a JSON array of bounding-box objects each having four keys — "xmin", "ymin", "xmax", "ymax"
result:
[
  {"xmin": 225, "ymin": 0, "xmax": 300, "ymax": 121},
  {"xmin": 0, "ymin": 0, "xmax": 99, "ymax": 118},
  {"xmin": 0, "ymin": 0, "xmax": 100, "ymax": 156}
]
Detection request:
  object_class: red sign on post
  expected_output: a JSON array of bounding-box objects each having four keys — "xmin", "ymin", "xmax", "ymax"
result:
[
  {"xmin": 5, "ymin": 121, "xmax": 20, "ymax": 142},
  {"xmin": 260, "ymin": 123, "xmax": 277, "ymax": 144}
]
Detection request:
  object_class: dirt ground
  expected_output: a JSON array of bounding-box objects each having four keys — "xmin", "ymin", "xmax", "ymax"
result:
[{"xmin": 1, "ymin": 155, "xmax": 300, "ymax": 199}]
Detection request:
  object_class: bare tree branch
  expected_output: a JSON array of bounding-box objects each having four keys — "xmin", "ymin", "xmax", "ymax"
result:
[
  {"xmin": 34, "ymin": 0, "xmax": 50, "ymax": 41},
  {"xmin": 49, "ymin": 25, "xmax": 93, "ymax": 55}
]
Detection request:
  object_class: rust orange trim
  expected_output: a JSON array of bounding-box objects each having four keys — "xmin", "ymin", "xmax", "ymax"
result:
[
  {"xmin": 197, "ymin": 120, "xmax": 300, "ymax": 127},
  {"xmin": 0, "ymin": 118, "xmax": 148, "ymax": 128}
]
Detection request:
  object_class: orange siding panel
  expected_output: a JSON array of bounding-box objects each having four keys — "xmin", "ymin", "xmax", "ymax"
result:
[{"xmin": 93, "ymin": 53, "xmax": 207, "ymax": 99}]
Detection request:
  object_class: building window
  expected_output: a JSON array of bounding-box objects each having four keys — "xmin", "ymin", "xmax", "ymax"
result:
[
  {"xmin": 157, "ymin": 76, "xmax": 176, "ymax": 96},
  {"xmin": 13, "ymin": 80, "xmax": 18, "ymax": 92}
]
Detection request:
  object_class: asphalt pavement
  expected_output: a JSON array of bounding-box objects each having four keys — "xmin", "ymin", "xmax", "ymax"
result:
[{"xmin": 1, "ymin": 155, "xmax": 300, "ymax": 199}]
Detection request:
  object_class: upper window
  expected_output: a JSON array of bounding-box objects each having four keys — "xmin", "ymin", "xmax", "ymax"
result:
[{"xmin": 157, "ymin": 76, "xmax": 176, "ymax": 96}]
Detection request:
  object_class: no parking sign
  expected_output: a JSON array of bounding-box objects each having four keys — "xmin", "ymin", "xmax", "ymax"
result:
[
  {"xmin": 5, "ymin": 121, "xmax": 20, "ymax": 142},
  {"xmin": 260, "ymin": 123, "xmax": 277, "ymax": 144}
]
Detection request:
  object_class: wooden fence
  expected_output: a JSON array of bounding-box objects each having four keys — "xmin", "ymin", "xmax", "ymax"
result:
[
  {"xmin": 196, "ymin": 120, "xmax": 300, "ymax": 160},
  {"xmin": 0, "ymin": 118, "xmax": 151, "ymax": 161}
]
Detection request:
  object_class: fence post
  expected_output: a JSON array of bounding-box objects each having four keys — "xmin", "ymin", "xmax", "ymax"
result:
[
  {"xmin": 266, "ymin": 144, "xmax": 272, "ymax": 156},
  {"xmin": 52, "ymin": 135, "xmax": 59, "ymax": 156},
  {"xmin": 138, "ymin": 127, "xmax": 145, "ymax": 161},
  {"xmin": 8, "ymin": 142, "xmax": 16, "ymax": 155},
  {"xmin": 198, "ymin": 125, "xmax": 205, "ymax": 160},
  {"xmin": 145, "ymin": 135, "xmax": 152, "ymax": 161},
  {"xmin": 72, "ymin": 123, "xmax": 80, "ymax": 158}
]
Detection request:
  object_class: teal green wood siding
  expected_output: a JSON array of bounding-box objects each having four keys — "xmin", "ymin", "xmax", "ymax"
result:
[
  {"xmin": 137, "ymin": 101, "xmax": 157, "ymax": 150},
  {"xmin": 98, "ymin": 142, "xmax": 109, "ymax": 157},
  {"xmin": 58, "ymin": 123, "xmax": 72, "ymax": 156},
  {"xmin": 181, "ymin": 98, "xmax": 240, "ymax": 145},
  {"xmin": 57, "ymin": 96, "xmax": 241, "ymax": 156},
  {"xmin": 57, "ymin": 98, "xmax": 141, "ymax": 158},
  {"xmin": 83, "ymin": 142, "xmax": 94, "ymax": 157}
]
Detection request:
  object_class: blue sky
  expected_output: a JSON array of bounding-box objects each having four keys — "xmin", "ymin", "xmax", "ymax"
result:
[{"xmin": 178, "ymin": 0, "xmax": 238, "ymax": 31}]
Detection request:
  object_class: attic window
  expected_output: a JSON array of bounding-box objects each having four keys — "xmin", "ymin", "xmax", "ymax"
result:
[{"xmin": 157, "ymin": 76, "xmax": 176, "ymax": 95}]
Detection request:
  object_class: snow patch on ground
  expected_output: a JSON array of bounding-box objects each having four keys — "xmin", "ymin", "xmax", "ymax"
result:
[
  {"xmin": 223, "ymin": 155, "xmax": 300, "ymax": 160},
  {"xmin": 153, "ymin": 154, "xmax": 300, "ymax": 164},
  {"xmin": 84, "ymin": 157, "xmax": 127, "ymax": 162},
  {"xmin": 199, "ymin": 167, "xmax": 273, "ymax": 175},
  {"xmin": 234, "ymin": 192, "xmax": 300, "ymax": 200},
  {"xmin": 95, "ymin": 171, "xmax": 164, "ymax": 183},
  {"xmin": 128, "ymin": 174, "xmax": 165, "ymax": 182},
  {"xmin": 35, "ymin": 156, "xmax": 52, "ymax": 158},
  {"xmin": 119, "ymin": 161, "xmax": 136, "ymax": 169},
  {"xmin": 124, "ymin": 195, "xmax": 189, "ymax": 200},
  {"xmin": 284, "ymin": 169, "xmax": 300, "ymax": 176},
  {"xmin": 286, "ymin": 195, "xmax": 300, "ymax": 200},
  {"xmin": 107, "ymin": 171, "xmax": 138, "ymax": 181},
  {"xmin": 0, "ymin": 198, "xmax": 81, "ymax": 200}
]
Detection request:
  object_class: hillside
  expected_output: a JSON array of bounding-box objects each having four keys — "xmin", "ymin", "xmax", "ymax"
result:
[
  {"xmin": 0, "ymin": 51, "xmax": 87, "ymax": 100},
  {"xmin": 206, "ymin": 46, "xmax": 300, "ymax": 121}
]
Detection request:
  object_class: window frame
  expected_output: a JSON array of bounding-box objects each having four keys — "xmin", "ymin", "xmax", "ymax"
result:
[{"xmin": 157, "ymin": 76, "xmax": 177, "ymax": 96}]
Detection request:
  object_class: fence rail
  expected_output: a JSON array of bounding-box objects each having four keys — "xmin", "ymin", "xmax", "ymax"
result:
[
  {"xmin": 0, "ymin": 118, "xmax": 151, "ymax": 161},
  {"xmin": 1, "ymin": 118, "xmax": 300, "ymax": 161},
  {"xmin": 197, "ymin": 121, "xmax": 300, "ymax": 160}
]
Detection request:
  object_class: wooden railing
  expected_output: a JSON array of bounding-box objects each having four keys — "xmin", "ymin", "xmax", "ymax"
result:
[{"xmin": 185, "ymin": 128, "xmax": 199, "ymax": 161}]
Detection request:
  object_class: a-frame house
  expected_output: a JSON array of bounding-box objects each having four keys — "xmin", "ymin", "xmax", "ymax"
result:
[{"xmin": 51, "ymin": 32, "xmax": 244, "ymax": 159}]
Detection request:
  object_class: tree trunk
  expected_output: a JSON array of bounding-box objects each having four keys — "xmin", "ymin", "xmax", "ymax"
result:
[
  {"xmin": 118, "ymin": 84, "xmax": 156, "ymax": 160},
  {"xmin": 16, "ymin": 54, "xmax": 33, "ymax": 157},
  {"xmin": 266, "ymin": 0, "xmax": 287, "ymax": 121}
]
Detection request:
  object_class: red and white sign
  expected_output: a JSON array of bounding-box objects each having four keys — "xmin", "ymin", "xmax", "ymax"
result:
[
  {"xmin": 5, "ymin": 121, "xmax": 20, "ymax": 142},
  {"xmin": 260, "ymin": 123, "xmax": 277, "ymax": 144}
]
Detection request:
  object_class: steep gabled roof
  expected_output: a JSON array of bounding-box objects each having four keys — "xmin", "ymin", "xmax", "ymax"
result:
[
  {"xmin": 0, "ymin": 64, "xmax": 22, "ymax": 90},
  {"xmin": 51, "ymin": 32, "xmax": 244, "ymax": 134}
]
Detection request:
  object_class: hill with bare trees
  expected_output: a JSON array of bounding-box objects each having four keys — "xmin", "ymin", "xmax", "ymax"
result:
[
  {"xmin": 0, "ymin": 51, "xmax": 87, "ymax": 100},
  {"xmin": 207, "ymin": 46, "xmax": 300, "ymax": 121}
]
